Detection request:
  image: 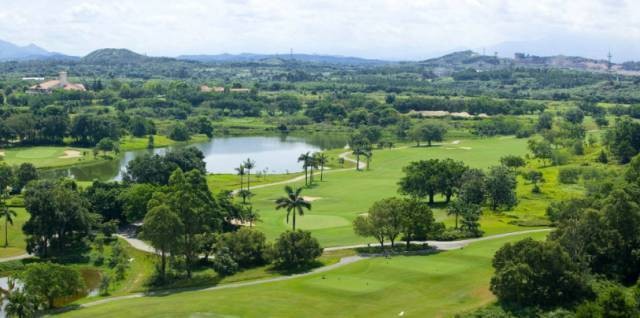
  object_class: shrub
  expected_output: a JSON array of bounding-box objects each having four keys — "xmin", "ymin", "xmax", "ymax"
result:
[
  {"xmin": 558, "ymin": 167, "xmax": 582, "ymax": 184},
  {"xmin": 220, "ymin": 228, "xmax": 268, "ymax": 268},
  {"xmin": 270, "ymin": 230, "xmax": 322, "ymax": 269},
  {"xmin": 551, "ymin": 149, "xmax": 570, "ymax": 166},
  {"xmin": 211, "ymin": 247, "xmax": 239, "ymax": 276}
]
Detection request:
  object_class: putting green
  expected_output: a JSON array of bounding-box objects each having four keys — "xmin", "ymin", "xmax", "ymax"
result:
[{"xmin": 0, "ymin": 146, "xmax": 96, "ymax": 168}]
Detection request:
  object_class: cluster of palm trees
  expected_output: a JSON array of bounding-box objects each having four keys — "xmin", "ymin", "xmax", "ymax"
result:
[
  {"xmin": 352, "ymin": 145, "xmax": 373, "ymax": 171},
  {"xmin": 297, "ymin": 152, "xmax": 329, "ymax": 186},
  {"xmin": 235, "ymin": 158, "xmax": 256, "ymax": 203}
]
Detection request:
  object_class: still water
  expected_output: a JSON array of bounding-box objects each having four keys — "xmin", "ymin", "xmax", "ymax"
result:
[{"xmin": 45, "ymin": 134, "xmax": 348, "ymax": 182}]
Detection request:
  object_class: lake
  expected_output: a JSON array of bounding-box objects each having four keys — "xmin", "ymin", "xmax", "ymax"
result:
[{"xmin": 45, "ymin": 134, "xmax": 348, "ymax": 182}]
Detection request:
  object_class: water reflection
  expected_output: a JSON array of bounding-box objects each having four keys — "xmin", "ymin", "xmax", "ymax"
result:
[{"xmin": 44, "ymin": 134, "xmax": 348, "ymax": 182}]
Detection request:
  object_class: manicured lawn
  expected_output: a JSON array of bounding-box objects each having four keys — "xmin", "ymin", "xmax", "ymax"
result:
[
  {"xmin": 245, "ymin": 136, "xmax": 547, "ymax": 247},
  {"xmin": 119, "ymin": 134, "xmax": 210, "ymax": 151},
  {"xmin": 0, "ymin": 207, "xmax": 28, "ymax": 258},
  {"xmin": 57, "ymin": 231, "xmax": 548, "ymax": 318},
  {"xmin": 207, "ymin": 172, "xmax": 304, "ymax": 193},
  {"xmin": 0, "ymin": 146, "xmax": 98, "ymax": 169}
]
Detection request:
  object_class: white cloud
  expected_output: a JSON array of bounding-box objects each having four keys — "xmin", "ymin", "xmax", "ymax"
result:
[{"xmin": 0, "ymin": 0, "xmax": 638, "ymax": 60}]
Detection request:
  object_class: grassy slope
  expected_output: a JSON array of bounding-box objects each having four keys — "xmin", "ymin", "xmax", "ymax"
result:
[
  {"xmin": 57, "ymin": 231, "xmax": 548, "ymax": 318},
  {"xmin": 0, "ymin": 146, "xmax": 98, "ymax": 169},
  {"xmin": 247, "ymin": 136, "xmax": 554, "ymax": 247}
]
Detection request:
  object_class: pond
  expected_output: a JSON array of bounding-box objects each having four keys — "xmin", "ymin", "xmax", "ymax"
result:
[{"xmin": 44, "ymin": 134, "xmax": 349, "ymax": 182}]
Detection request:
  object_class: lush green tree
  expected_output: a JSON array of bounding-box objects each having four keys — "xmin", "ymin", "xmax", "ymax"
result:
[
  {"xmin": 164, "ymin": 147, "xmax": 206, "ymax": 174},
  {"xmin": 22, "ymin": 262, "xmax": 85, "ymax": 309},
  {"xmin": 459, "ymin": 203, "xmax": 482, "ymax": 237},
  {"xmin": 118, "ymin": 183, "xmax": 156, "ymax": 222},
  {"xmin": 270, "ymin": 230, "xmax": 322, "ymax": 269},
  {"xmin": 398, "ymin": 159, "xmax": 440, "ymax": 203},
  {"xmin": 490, "ymin": 238, "xmax": 589, "ymax": 308},
  {"xmin": 168, "ymin": 122, "xmax": 191, "ymax": 141},
  {"xmin": 23, "ymin": 180, "xmax": 96, "ymax": 257},
  {"xmin": 536, "ymin": 112, "xmax": 554, "ymax": 131},
  {"xmin": 275, "ymin": 186, "xmax": 312, "ymax": 231},
  {"xmin": 500, "ymin": 155, "xmax": 526, "ymax": 171},
  {"xmin": 564, "ymin": 107, "xmax": 585, "ymax": 124},
  {"xmin": 13, "ymin": 163, "xmax": 37, "ymax": 192},
  {"xmin": 485, "ymin": 166, "xmax": 517, "ymax": 211},
  {"xmin": 605, "ymin": 117, "xmax": 640, "ymax": 163},
  {"xmin": 410, "ymin": 122, "xmax": 447, "ymax": 147},
  {"xmin": 436, "ymin": 159, "xmax": 468, "ymax": 203},
  {"xmin": 235, "ymin": 164, "xmax": 245, "ymax": 191},
  {"xmin": 528, "ymin": 139, "xmax": 554, "ymax": 166},
  {"xmin": 219, "ymin": 228, "xmax": 268, "ymax": 268},
  {"xmin": 0, "ymin": 163, "xmax": 14, "ymax": 192},
  {"xmin": 84, "ymin": 180, "xmax": 124, "ymax": 222},
  {"xmin": 458, "ymin": 168, "xmax": 486, "ymax": 205},
  {"xmin": 400, "ymin": 199, "xmax": 435, "ymax": 247},
  {"xmin": 95, "ymin": 137, "xmax": 116, "ymax": 156},
  {"xmin": 140, "ymin": 204, "xmax": 183, "ymax": 280}
]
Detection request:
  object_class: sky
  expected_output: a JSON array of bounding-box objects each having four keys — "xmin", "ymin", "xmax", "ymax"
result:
[{"xmin": 1, "ymin": 0, "xmax": 639, "ymax": 61}]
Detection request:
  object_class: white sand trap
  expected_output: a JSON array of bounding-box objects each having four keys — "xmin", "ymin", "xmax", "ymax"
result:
[
  {"xmin": 451, "ymin": 140, "xmax": 460, "ymax": 145},
  {"xmin": 303, "ymin": 196, "xmax": 322, "ymax": 202},
  {"xmin": 230, "ymin": 219, "xmax": 252, "ymax": 227},
  {"xmin": 59, "ymin": 149, "xmax": 82, "ymax": 159},
  {"xmin": 0, "ymin": 151, "xmax": 5, "ymax": 157},
  {"xmin": 460, "ymin": 147, "xmax": 472, "ymax": 150},
  {"xmin": 359, "ymin": 212, "xmax": 369, "ymax": 216}
]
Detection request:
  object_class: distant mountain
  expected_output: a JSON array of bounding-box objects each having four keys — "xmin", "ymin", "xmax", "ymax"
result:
[
  {"xmin": 0, "ymin": 39, "xmax": 74, "ymax": 61},
  {"xmin": 178, "ymin": 53, "xmax": 390, "ymax": 65},
  {"xmin": 81, "ymin": 48, "xmax": 154, "ymax": 64}
]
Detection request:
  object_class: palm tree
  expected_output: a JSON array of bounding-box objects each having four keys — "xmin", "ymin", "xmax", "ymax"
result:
[
  {"xmin": 5, "ymin": 290, "xmax": 36, "ymax": 318},
  {"xmin": 275, "ymin": 186, "xmax": 312, "ymax": 230},
  {"xmin": 238, "ymin": 189, "xmax": 253, "ymax": 204},
  {"xmin": 235, "ymin": 164, "xmax": 245, "ymax": 191},
  {"xmin": 243, "ymin": 158, "xmax": 256, "ymax": 191},
  {"xmin": 297, "ymin": 152, "xmax": 312, "ymax": 185},
  {"xmin": 308, "ymin": 156, "xmax": 317, "ymax": 184},
  {"xmin": 352, "ymin": 146, "xmax": 366, "ymax": 171},
  {"xmin": 314, "ymin": 152, "xmax": 329, "ymax": 181},
  {"xmin": 364, "ymin": 149, "xmax": 373, "ymax": 170},
  {"xmin": 0, "ymin": 192, "xmax": 16, "ymax": 248},
  {"xmin": 242, "ymin": 206, "xmax": 261, "ymax": 228}
]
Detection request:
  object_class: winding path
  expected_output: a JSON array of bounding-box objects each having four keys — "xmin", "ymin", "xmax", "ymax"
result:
[{"xmin": 73, "ymin": 228, "xmax": 551, "ymax": 311}]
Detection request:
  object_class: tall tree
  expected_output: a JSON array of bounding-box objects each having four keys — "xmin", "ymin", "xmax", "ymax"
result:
[
  {"xmin": 0, "ymin": 191, "xmax": 16, "ymax": 247},
  {"xmin": 314, "ymin": 152, "xmax": 328, "ymax": 181},
  {"xmin": 485, "ymin": 166, "xmax": 518, "ymax": 211},
  {"xmin": 410, "ymin": 122, "xmax": 447, "ymax": 147},
  {"xmin": 243, "ymin": 158, "xmax": 256, "ymax": 191},
  {"xmin": 235, "ymin": 164, "xmax": 245, "ymax": 191},
  {"xmin": 275, "ymin": 186, "xmax": 312, "ymax": 231},
  {"xmin": 297, "ymin": 152, "xmax": 312, "ymax": 185},
  {"xmin": 140, "ymin": 204, "xmax": 183, "ymax": 281}
]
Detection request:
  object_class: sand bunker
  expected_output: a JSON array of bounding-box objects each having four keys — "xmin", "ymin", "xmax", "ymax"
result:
[
  {"xmin": 451, "ymin": 140, "xmax": 460, "ymax": 145},
  {"xmin": 303, "ymin": 196, "xmax": 322, "ymax": 202},
  {"xmin": 230, "ymin": 219, "xmax": 253, "ymax": 227},
  {"xmin": 460, "ymin": 147, "xmax": 472, "ymax": 150},
  {"xmin": 0, "ymin": 151, "xmax": 5, "ymax": 157},
  {"xmin": 59, "ymin": 149, "xmax": 82, "ymax": 159}
]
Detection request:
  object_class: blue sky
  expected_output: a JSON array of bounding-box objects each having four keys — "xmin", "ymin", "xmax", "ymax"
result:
[{"xmin": 0, "ymin": 0, "xmax": 638, "ymax": 61}]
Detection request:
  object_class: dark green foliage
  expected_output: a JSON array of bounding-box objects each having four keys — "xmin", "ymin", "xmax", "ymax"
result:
[
  {"xmin": 458, "ymin": 169, "xmax": 486, "ymax": 205},
  {"xmin": 211, "ymin": 247, "xmax": 239, "ymax": 276},
  {"xmin": 270, "ymin": 230, "xmax": 322, "ymax": 269},
  {"xmin": 398, "ymin": 159, "xmax": 468, "ymax": 204},
  {"xmin": 13, "ymin": 163, "xmax": 38, "ymax": 192},
  {"xmin": 84, "ymin": 180, "xmax": 125, "ymax": 222},
  {"xmin": 490, "ymin": 238, "xmax": 590, "ymax": 308},
  {"xmin": 218, "ymin": 228, "xmax": 268, "ymax": 268},
  {"xmin": 485, "ymin": 166, "xmax": 517, "ymax": 210},
  {"xmin": 410, "ymin": 122, "xmax": 447, "ymax": 146},
  {"xmin": 22, "ymin": 262, "xmax": 85, "ymax": 309},
  {"xmin": 168, "ymin": 122, "xmax": 191, "ymax": 141},
  {"xmin": 605, "ymin": 117, "xmax": 640, "ymax": 163}
]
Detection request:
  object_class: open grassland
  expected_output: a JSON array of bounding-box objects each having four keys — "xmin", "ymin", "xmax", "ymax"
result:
[
  {"xmin": 246, "ymin": 136, "xmax": 560, "ymax": 247},
  {"xmin": 0, "ymin": 146, "xmax": 98, "ymax": 169},
  {"xmin": 119, "ymin": 134, "xmax": 210, "ymax": 151},
  {"xmin": 57, "ymin": 231, "xmax": 548, "ymax": 318}
]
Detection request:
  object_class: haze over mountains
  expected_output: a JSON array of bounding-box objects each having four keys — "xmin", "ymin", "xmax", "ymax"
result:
[{"xmin": 0, "ymin": 38, "xmax": 638, "ymax": 74}]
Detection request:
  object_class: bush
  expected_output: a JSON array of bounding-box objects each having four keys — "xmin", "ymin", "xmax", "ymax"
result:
[
  {"xmin": 558, "ymin": 167, "xmax": 582, "ymax": 184},
  {"xmin": 220, "ymin": 228, "xmax": 268, "ymax": 268},
  {"xmin": 168, "ymin": 123, "xmax": 191, "ymax": 141},
  {"xmin": 270, "ymin": 230, "xmax": 323, "ymax": 269},
  {"xmin": 211, "ymin": 248, "xmax": 239, "ymax": 276},
  {"xmin": 551, "ymin": 149, "xmax": 570, "ymax": 166}
]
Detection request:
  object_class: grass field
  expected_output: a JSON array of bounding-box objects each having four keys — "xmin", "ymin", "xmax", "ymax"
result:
[
  {"xmin": 244, "ymin": 136, "xmax": 558, "ymax": 247},
  {"xmin": 119, "ymin": 134, "xmax": 210, "ymax": 151},
  {"xmin": 0, "ymin": 207, "xmax": 28, "ymax": 258},
  {"xmin": 0, "ymin": 146, "xmax": 98, "ymax": 169},
  {"xmin": 57, "ymin": 231, "xmax": 548, "ymax": 318}
]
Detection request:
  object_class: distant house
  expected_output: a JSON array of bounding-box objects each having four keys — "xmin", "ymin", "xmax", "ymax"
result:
[
  {"xmin": 199, "ymin": 85, "xmax": 225, "ymax": 93},
  {"xmin": 28, "ymin": 71, "xmax": 86, "ymax": 93}
]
